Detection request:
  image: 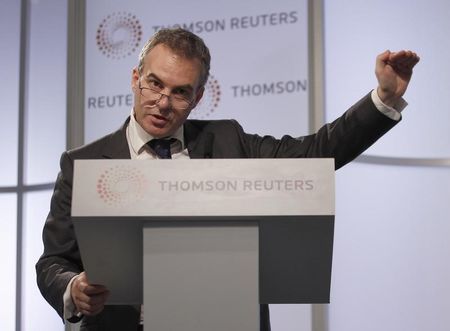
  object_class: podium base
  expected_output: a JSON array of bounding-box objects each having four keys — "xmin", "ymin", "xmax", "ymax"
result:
[{"xmin": 143, "ymin": 221, "xmax": 259, "ymax": 331}]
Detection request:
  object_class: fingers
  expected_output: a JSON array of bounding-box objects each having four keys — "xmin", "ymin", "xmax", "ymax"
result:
[
  {"xmin": 75, "ymin": 290, "xmax": 110, "ymax": 316},
  {"xmin": 71, "ymin": 272, "xmax": 110, "ymax": 316},
  {"xmin": 388, "ymin": 50, "xmax": 419, "ymax": 62},
  {"xmin": 387, "ymin": 50, "xmax": 420, "ymax": 70}
]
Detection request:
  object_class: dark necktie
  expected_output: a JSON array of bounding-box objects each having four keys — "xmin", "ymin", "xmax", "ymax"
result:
[{"xmin": 147, "ymin": 139, "xmax": 175, "ymax": 159}]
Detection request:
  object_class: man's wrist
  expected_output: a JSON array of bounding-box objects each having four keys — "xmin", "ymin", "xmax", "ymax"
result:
[
  {"xmin": 376, "ymin": 87, "xmax": 399, "ymax": 108},
  {"xmin": 371, "ymin": 89, "xmax": 407, "ymax": 121},
  {"xmin": 63, "ymin": 274, "xmax": 82, "ymax": 322}
]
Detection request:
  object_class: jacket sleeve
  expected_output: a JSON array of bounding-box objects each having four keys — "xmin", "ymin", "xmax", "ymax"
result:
[
  {"xmin": 36, "ymin": 151, "xmax": 83, "ymax": 319},
  {"xmin": 241, "ymin": 92, "xmax": 399, "ymax": 169}
]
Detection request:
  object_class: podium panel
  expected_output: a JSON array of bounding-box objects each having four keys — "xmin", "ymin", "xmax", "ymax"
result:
[
  {"xmin": 143, "ymin": 222, "xmax": 259, "ymax": 331},
  {"xmin": 259, "ymin": 216, "xmax": 334, "ymax": 303}
]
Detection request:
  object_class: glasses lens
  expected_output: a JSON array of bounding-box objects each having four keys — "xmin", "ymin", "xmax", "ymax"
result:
[
  {"xmin": 141, "ymin": 88, "xmax": 160, "ymax": 102},
  {"xmin": 140, "ymin": 86, "xmax": 191, "ymax": 110},
  {"xmin": 171, "ymin": 97, "xmax": 190, "ymax": 110}
]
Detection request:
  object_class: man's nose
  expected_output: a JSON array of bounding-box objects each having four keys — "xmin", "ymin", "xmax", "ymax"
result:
[{"xmin": 157, "ymin": 93, "xmax": 171, "ymax": 110}]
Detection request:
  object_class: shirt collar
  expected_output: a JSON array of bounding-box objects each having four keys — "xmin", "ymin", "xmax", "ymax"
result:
[{"xmin": 128, "ymin": 109, "xmax": 185, "ymax": 155}]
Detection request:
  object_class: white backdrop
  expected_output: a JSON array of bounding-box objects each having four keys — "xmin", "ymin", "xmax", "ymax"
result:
[{"xmin": 84, "ymin": 0, "xmax": 309, "ymax": 143}]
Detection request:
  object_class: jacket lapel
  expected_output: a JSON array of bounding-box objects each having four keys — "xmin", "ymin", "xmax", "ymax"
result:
[{"xmin": 102, "ymin": 118, "xmax": 132, "ymax": 159}]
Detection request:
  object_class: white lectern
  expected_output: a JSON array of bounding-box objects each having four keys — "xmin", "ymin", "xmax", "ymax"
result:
[{"xmin": 72, "ymin": 159, "xmax": 335, "ymax": 331}]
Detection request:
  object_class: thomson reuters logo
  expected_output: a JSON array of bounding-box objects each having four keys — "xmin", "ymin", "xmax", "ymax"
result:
[
  {"xmin": 96, "ymin": 12, "xmax": 143, "ymax": 59},
  {"xmin": 192, "ymin": 75, "xmax": 221, "ymax": 119},
  {"xmin": 96, "ymin": 165, "xmax": 147, "ymax": 205}
]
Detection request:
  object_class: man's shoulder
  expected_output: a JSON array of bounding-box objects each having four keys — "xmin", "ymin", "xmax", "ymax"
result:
[
  {"xmin": 186, "ymin": 118, "xmax": 244, "ymax": 133},
  {"xmin": 67, "ymin": 132, "xmax": 116, "ymax": 158}
]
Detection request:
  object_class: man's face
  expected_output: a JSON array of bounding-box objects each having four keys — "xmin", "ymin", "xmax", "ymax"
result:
[{"xmin": 131, "ymin": 44, "xmax": 204, "ymax": 138}]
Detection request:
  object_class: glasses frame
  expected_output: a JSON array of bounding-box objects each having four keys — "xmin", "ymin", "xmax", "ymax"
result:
[{"xmin": 138, "ymin": 79, "xmax": 194, "ymax": 111}]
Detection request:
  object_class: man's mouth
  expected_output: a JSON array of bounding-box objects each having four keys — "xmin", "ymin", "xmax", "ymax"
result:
[
  {"xmin": 150, "ymin": 113, "xmax": 169, "ymax": 127},
  {"xmin": 152, "ymin": 114, "xmax": 167, "ymax": 120}
]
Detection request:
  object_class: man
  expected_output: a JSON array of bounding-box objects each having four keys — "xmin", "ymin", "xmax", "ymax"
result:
[{"xmin": 36, "ymin": 28, "xmax": 419, "ymax": 330}]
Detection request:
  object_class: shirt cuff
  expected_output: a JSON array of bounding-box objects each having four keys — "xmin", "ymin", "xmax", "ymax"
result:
[
  {"xmin": 371, "ymin": 89, "xmax": 407, "ymax": 121},
  {"xmin": 63, "ymin": 274, "xmax": 83, "ymax": 323}
]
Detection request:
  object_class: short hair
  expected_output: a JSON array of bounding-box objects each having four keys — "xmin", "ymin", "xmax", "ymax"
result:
[{"xmin": 138, "ymin": 28, "xmax": 211, "ymax": 88}]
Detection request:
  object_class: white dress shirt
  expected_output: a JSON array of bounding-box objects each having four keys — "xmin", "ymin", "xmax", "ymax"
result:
[{"xmin": 126, "ymin": 108, "xmax": 190, "ymax": 160}]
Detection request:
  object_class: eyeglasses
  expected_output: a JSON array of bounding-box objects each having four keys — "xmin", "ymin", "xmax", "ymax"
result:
[{"xmin": 138, "ymin": 80, "xmax": 194, "ymax": 111}]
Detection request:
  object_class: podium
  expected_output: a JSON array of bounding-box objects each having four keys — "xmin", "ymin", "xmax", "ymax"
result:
[{"xmin": 72, "ymin": 159, "xmax": 335, "ymax": 331}]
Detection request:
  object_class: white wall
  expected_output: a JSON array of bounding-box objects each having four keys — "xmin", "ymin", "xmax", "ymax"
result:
[{"xmin": 324, "ymin": 1, "xmax": 450, "ymax": 330}]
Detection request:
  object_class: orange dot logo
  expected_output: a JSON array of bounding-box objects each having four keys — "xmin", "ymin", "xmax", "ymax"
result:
[
  {"xmin": 192, "ymin": 75, "xmax": 221, "ymax": 119},
  {"xmin": 96, "ymin": 12, "xmax": 142, "ymax": 59},
  {"xmin": 96, "ymin": 166, "xmax": 147, "ymax": 206}
]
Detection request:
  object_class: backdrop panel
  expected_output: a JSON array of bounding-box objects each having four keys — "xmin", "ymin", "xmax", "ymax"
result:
[{"xmin": 85, "ymin": 0, "xmax": 309, "ymax": 142}]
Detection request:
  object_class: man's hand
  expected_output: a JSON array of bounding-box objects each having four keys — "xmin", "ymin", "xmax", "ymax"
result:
[
  {"xmin": 375, "ymin": 50, "xmax": 420, "ymax": 107},
  {"xmin": 71, "ymin": 272, "xmax": 110, "ymax": 316}
]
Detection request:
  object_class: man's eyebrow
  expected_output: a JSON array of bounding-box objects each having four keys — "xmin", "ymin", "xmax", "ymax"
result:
[
  {"xmin": 144, "ymin": 73, "xmax": 161, "ymax": 82},
  {"xmin": 144, "ymin": 72, "xmax": 194, "ymax": 91}
]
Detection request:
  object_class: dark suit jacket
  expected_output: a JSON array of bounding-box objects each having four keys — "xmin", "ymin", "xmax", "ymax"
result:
[{"xmin": 36, "ymin": 93, "xmax": 398, "ymax": 330}]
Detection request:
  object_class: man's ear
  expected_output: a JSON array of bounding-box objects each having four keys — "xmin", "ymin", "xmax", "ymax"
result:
[{"xmin": 131, "ymin": 67, "xmax": 139, "ymax": 92}]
